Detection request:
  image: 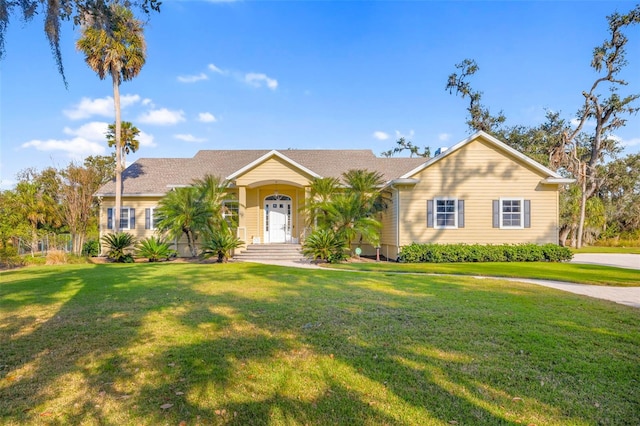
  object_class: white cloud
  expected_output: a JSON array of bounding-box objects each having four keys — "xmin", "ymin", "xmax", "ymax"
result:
[
  {"xmin": 137, "ymin": 108, "xmax": 186, "ymax": 125},
  {"xmin": 174, "ymin": 134, "xmax": 207, "ymax": 143},
  {"xmin": 208, "ymin": 63, "xmax": 226, "ymax": 74},
  {"xmin": 617, "ymin": 135, "xmax": 640, "ymax": 148},
  {"xmin": 22, "ymin": 121, "xmax": 107, "ymax": 159},
  {"xmin": 63, "ymin": 121, "xmax": 109, "ymax": 141},
  {"xmin": 438, "ymin": 133, "xmax": 451, "ymax": 142},
  {"xmin": 0, "ymin": 178, "xmax": 17, "ymax": 190},
  {"xmin": 177, "ymin": 72, "xmax": 208, "ymax": 83},
  {"xmin": 138, "ymin": 130, "xmax": 157, "ymax": 147},
  {"xmin": 395, "ymin": 129, "xmax": 415, "ymax": 139},
  {"xmin": 64, "ymin": 94, "xmax": 141, "ymax": 120},
  {"xmin": 22, "ymin": 138, "xmax": 105, "ymax": 158},
  {"xmin": 244, "ymin": 72, "xmax": 278, "ymax": 90},
  {"xmin": 372, "ymin": 131, "xmax": 389, "ymax": 141},
  {"xmin": 198, "ymin": 112, "xmax": 217, "ymax": 123}
]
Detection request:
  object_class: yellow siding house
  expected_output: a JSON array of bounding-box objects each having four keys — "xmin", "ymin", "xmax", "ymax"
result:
[{"xmin": 95, "ymin": 131, "xmax": 573, "ymax": 259}]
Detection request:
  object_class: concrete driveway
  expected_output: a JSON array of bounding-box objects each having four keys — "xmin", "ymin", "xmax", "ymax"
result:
[{"xmin": 571, "ymin": 253, "xmax": 640, "ymax": 270}]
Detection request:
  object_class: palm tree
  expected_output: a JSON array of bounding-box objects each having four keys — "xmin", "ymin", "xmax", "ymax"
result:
[
  {"xmin": 342, "ymin": 169, "xmax": 386, "ymax": 215},
  {"xmin": 155, "ymin": 187, "xmax": 209, "ymax": 257},
  {"xmin": 193, "ymin": 174, "xmax": 232, "ymax": 229},
  {"xmin": 77, "ymin": 5, "xmax": 146, "ymax": 233},
  {"xmin": 303, "ymin": 177, "xmax": 341, "ymax": 228},
  {"xmin": 106, "ymin": 121, "xmax": 141, "ymax": 170},
  {"xmin": 326, "ymin": 193, "xmax": 382, "ymax": 252}
]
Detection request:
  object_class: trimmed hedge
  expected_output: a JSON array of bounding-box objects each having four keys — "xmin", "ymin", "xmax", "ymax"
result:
[{"xmin": 398, "ymin": 243, "xmax": 573, "ymax": 263}]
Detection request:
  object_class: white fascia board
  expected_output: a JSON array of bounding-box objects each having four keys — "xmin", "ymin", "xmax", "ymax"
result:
[
  {"xmin": 382, "ymin": 178, "xmax": 420, "ymax": 189},
  {"xmin": 400, "ymin": 130, "xmax": 565, "ymax": 180},
  {"xmin": 226, "ymin": 150, "xmax": 322, "ymax": 180},
  {"xmin": 541, "ymin": 177, "xmax": 576, "ymax": 184},
  {"xmin": 94, "ymin": 193, "xmax": 167, "ymax": 197}
]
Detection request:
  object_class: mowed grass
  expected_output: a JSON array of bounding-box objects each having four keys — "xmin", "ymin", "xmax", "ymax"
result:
[
  {"xmin": 327, "ymin": 261, "xmax": 640, "ymax": 286},
  {"xmin": 1, "ymin": 263, "xmax": 639, "ymax": 425}
]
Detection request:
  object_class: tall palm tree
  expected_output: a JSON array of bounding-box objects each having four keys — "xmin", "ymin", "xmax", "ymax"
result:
[
  {"xmin": 155, "ymin": 187, "xmax": 209, "ymax": 257},
  {"xmin": 106, "ymin": 121, "xmax": 141, "ymax": 170},
  {"xmin": 77, "ymin": 5, "xmax": 146, "ymax": 232}
]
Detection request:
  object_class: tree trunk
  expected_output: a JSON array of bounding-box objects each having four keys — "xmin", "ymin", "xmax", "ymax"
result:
[
  {"xmin": 113, "ymin": 73, "xmax": 123, "ymax": 234},
  {"xmin": 559, "ymin": 226, "xmax": 571, "ymax": 247}
]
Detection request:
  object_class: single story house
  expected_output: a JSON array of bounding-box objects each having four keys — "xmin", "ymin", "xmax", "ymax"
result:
[{"xmin": 95, "ymin": 131, "xmax": 573, "ymax": 259}]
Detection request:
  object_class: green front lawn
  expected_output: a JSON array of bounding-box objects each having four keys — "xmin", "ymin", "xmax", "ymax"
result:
[
  {"xmin": 327, "ymin": 261, "xmax": 640, "ymax": 286},
  {"xmin": 1, "ymin": 263, "xmax": 639, "ymax": 425}
]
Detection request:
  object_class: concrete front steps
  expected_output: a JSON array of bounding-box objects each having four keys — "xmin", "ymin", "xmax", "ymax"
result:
[{"xmin": 233, "ymin": 244, "xmax": 306, "ymax": 263}]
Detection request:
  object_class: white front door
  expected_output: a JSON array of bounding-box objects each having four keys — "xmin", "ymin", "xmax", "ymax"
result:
[{"xmin": 265, "ymin": 195, "xmax": 291, "ymax": 243}]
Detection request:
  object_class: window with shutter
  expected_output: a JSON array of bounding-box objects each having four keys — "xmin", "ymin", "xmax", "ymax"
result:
[
  {"xmin": 428, "ymin": 198, "xmax": 464, "ymax": 229},
  {"xmin": 496, "ymin": 198, "xmax": 527, "ymax": 229}
]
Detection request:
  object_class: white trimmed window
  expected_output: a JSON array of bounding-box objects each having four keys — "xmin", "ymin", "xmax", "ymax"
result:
[
  {"xmin": 222, "ymin": 200, "xmax": 239, "ymax": 227},
  {"xmin": 427, "ymin": 199, "xmax": 464, "ymax": 229},
  {"xmin": 107, "ymin": 207, "xmax": 136, "ymax": 230},
  {"xmin": 145, "ymin": 208, "xmax": 158, "ymax": 230},
  {"xmin": 493, "ymin": 198, "xmax": 530, "ymax": 229},
  {"xmin": 435, "ymin": 198, "xmax": 457, "ymax": 228}
]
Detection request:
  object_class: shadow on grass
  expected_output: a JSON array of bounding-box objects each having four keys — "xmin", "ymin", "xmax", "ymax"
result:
[{"xmin": 1, "ymin": 262, "xmax": 639, "ymax": 424}]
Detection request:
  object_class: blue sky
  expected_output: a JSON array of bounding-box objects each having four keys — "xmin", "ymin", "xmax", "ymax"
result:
[{"xmin": 1, "ymin": 1, "xmax": 639, "ymax": 189}]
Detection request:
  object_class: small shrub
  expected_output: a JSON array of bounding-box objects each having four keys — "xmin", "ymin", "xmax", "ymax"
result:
[
  {"xmin": 201, "ymin": 229, "xmax": 244, "ymax": 263},
  {"xmin": 136, "ymin": 236, "xmax": 176, "ymax": 262},
  {"xmin": 302, "ymin": 229, "xmax": 348, "ymax": 263},
  {"xmin": 82, "ymin": 239, "xmax": 100, "ymax": 257},
  {"xmin": 0, "ymin": 246, "xmax": 24, "ymax": 269},
  {"xmin": 46, "ymin": 250, "xmax": 68, "ymax": 265},
  {"xmin": 101, "ymin": 232, "xmax": 136, "ymax": 263},
  {"xmin": 398, "ymin": 243, "xmax": 572, "ymax": 263}
]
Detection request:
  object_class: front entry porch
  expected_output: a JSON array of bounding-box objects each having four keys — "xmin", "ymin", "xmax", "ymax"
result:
[{"xmin": 234, "ymin": 182, "xmax": 308, "ymax": 250}]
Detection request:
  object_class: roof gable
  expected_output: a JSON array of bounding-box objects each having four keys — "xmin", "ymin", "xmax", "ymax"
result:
[
  {"xmin": 400, "ymin": 131, "xmax": 565, "ymax": 180},
  {"xmin": 227, "ymin": 150, "xmax": 322, "ymax": 180}
]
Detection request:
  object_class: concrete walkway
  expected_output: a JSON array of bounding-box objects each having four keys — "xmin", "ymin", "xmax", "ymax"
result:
[{"xmin": 243, "ymin": 254, "xmax": 640, "ymax": 308}]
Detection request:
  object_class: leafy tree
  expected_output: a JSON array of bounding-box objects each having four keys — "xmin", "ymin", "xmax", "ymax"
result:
[
  {"xmin": 59, "ymin": 163, "xmax": 106, "ymax": 255},
  {"xmin": 381, "ymin": 137, "xmax": 431, "ymax": 158},
  {"xmin": 84, "ymin": 153, "xmax": 117, "ymax": 186},
  {"xmin": 77, "ymin": 4, "xmax": 146, "ymax": 233},
  {"xmin": 106, "ymin": 121, "xmax": 140, "ymax": 170},
  {"xmin": 547, "ymin": 5, "xmax": 640, "ymax": 248},
  {"xmin": 155, "ymin": 186, "xmax": 209, "ymax": 257},
  {"xmin": 446, "ymin": 6, "xmax": 640, "ymax": 247},
  {"xmin": 599, "ymin": 153, "xmax": 640, "ymax": 234},
  {"xmin": 13, "ymin": 180, "xmax": 61, "ymax": 255},
  {"xmin": 0, "ymin": 0, "xmax": 159, "ymax": 86},
  {"xmin": 446, "ymin": 58, "xmax": 506, "ymax": 134}
]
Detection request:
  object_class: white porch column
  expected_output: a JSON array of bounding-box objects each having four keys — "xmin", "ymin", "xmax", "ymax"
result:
[{"xmin": 238, "ymin": 186, "xmax": 247, "ymax": 248}]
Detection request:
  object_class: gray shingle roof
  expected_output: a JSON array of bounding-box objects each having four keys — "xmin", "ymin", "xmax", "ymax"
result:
[{"xmin": 96, "ymin": 149, "xmax": 428, "ymax": 196}]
